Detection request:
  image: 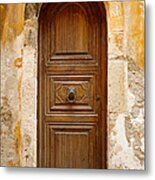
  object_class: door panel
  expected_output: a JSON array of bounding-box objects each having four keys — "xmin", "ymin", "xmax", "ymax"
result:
[
  {"xmin": 44, "ymin": 4, "xmax": 100, "ymax": 64},
  {"xmin": 46, "ymin": 75, "xmax": 96, "ymax": 112},
  {"xmin": 38, "ymin": 2, "xmax": 107, "ymax": 168},
  {"xmin": 55, "ymin": 4, "xmax": 88, "ymax": 53},
  {"xmin": 46, "ymin": 124, "xmax": 97, "ymax": 168}
]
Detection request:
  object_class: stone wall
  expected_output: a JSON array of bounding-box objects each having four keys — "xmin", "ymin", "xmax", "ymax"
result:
[
  {"xmin": 0, "ymin": 1, "xmax": 145, "ymax": 169},
  {"xmin": 0, "ymin": 4, "xmax": 25, "ymax": 166},
  {"xmin": 107, "ymin": 0, "xmax": 145, "ymax": 169}
]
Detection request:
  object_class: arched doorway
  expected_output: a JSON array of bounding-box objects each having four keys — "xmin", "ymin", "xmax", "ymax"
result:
[{"xmin": 38, "ymin": 2, "xmax": 107, "ymax": 168}]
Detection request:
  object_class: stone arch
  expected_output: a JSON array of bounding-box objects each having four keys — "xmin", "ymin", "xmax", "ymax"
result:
[
  {"xmin": 22, "ymin": 2, "xmax": 125, "ymax": 168},
  {"xmin": 38, "ymin": 2, "xmax": 107, "ymax": 168},
  {"xmin": 24, "ymin": 2, "xmax": 110, "ymax": 20},
  {"xmin": 22, "ymin": 2, "xmax": 109, "ymax": 167}
]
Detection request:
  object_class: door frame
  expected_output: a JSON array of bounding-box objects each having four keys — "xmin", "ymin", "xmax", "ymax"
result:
[{"xmin": 37, "ymin": 2, "xmax": 107, "ymax": 168}]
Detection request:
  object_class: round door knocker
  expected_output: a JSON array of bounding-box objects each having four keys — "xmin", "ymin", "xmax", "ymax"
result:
[{"xmin": 67, "ymin": 87, "xmax": 76, "ymax": 103}]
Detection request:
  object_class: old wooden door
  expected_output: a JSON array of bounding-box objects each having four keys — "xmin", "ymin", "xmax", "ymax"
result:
[{"xmin": 38, "ymin": 2, "xmax": 107, "ymax": 169}]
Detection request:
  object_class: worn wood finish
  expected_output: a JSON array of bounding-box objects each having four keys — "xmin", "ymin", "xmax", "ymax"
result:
[{"xmin": 38, "ymin": 2, "xmax": 107, "ymax": 168}]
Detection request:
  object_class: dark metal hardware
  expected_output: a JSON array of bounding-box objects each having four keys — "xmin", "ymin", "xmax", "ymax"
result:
[
  {"xmin": 96, "ymin": 95, "xmax": 100, "ymax": 101},
  {"xmin": 67, "ymin": 87, "xmax": 76, "ymax": 103}
]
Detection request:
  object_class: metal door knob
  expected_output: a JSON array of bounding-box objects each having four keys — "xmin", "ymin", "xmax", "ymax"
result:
[{"xmin": 67, "ymin": 87, "xmax": 76, "ymax": 103}]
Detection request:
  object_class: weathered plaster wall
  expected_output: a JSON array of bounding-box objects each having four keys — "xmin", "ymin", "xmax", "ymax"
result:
[
  {"xmin": 0, "ymin": 1, "xmax": 145, "ymax": 169},
  {"xmin": 20, "ymin": 15, "xmax": 38, "ymax": 167},
  {"xmin": 0, "ymin": 4, "xmax": 25, "ymax": 166},
  {"xmin": 124, "ymin": 0, "xmax": 144, "ymax": 69},
  {"xmin": 107, "ymin": 0, "xmax": 145, "ymax": 169}
]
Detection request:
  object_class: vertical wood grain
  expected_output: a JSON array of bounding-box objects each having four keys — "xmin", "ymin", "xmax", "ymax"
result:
[{"xmin": 38, "ymin": 2, "xmax": 107, "ymax": 169}]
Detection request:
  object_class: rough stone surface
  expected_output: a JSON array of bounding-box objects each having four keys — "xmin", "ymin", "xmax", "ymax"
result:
[
  {"xmin": 0, "ymin": 1, "xmax": 145, "ymax": 169},
  {"xmin": 25, "ymin": 4, "xmax": 39, "ymax": 20},
  {"xmin": 108, "ymin": 60, "xmax": 128, "ymax": 113},
  {"xmin": 0, "ymin": 31, "xmax": 24, "ymax": 166},
  {"xmin": 108, "ymin": 32, "xmax": 124, "ymax": 59},
  {"xmin": 20, "ymin": 17, "xmax": 38, "ymax": 167}
]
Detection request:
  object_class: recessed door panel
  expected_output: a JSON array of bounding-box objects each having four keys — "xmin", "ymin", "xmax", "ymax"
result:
[
  {"xmin": 55, "ymin": 4, "xmax": 88, "ymax": 54},
  {"xmin": 46, "ymin": 124, "xmax": 97, "ymax": 168},
  {"xmin": 46, "ymin": 75, "xmax": 96, "ymax": 112},
  {"xmin": 38, "ymin": 2, "xmax": 107, "ymax": 169}
]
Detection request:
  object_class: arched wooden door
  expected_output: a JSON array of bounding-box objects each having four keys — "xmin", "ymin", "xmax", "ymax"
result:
[{"xmin": 38, "ymin": 2, "xmax": 107, "ymax": 168}]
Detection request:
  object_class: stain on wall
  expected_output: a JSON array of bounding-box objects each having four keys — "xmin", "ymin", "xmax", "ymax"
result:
[
  {"xmin": 107, "ymin": 0, "xmax": 145, "ymax": 169},
  {"xmin": 0, "ymin": 5, "xmax": 7, "ymax": 40},
  {"xmin": 0, "ymin": 4, "xmax": 25, "ymax": 166},
  {"xmin": 124, "ymin": 1, "xmax": 144, "ymax": 69},
  {"xmin": 0, "ymin": 4, "xmax": 25, "ymax": 45},
  {"xmin": 14, "ymin": 121, "xmax": 21, "ymax": 166}
]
